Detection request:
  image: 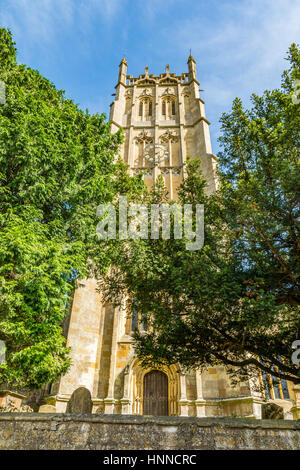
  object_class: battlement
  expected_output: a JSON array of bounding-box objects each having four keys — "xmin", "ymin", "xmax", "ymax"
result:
[{"xmin": 125, "ymin": 69, "xmax": 190, "ymax": 86}]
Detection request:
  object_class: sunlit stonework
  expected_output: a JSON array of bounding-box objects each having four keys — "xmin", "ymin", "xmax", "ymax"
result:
[{"xmin": 49, "ymin": 57, "xmax": 298, "ymax": 419}]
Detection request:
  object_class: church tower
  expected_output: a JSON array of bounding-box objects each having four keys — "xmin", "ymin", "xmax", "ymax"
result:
[
  {"xmin": 52, "ymin": 58, "xmax": 296, "ymax": 419},
  {"xmin": 109, "ymin": 55, "xmax": 218, "ymax": 197}
]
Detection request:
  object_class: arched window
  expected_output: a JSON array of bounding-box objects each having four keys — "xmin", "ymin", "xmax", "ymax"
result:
[
  {"xmin": 260, "ymin": 359, "xmax": 290, "ymax": 400},
  {"xmin": 138, "ymin": 97, "xmax": 153, "ymax": 120},
  {"xmin": 139, "ymin": 101, "xmax": 143, "ymax": 117},
  {"xmin": 131, "ymin": 306, "xmax": 139, "ymax": 331},
  {"xmin": 131, "ymin": 298, "xmax": 148, "ymax": 333},
  {"xmin": 161, "ymin": 97, "xmax": 176, "ymax": 120},
  {"xmin": 171, "ymin": 100, "xmax": 176, "ymax": 115}
]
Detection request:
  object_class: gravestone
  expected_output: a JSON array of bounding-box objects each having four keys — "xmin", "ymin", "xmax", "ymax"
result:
[
  {"xmin": 66, "ymin": 387, "xmax": 92, "ymax": 414},
  {"xmin": 262, "ymin": 402, "xmax": 284, "ymax": 420}
]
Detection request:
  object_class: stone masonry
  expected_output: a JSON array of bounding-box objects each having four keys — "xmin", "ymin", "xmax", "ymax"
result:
[
  {"xmin": 0, "ymin": 414, "xmax": 299, "ymax": 450},
  {"xmin": 50, "ymin": 57, "xmax": 299, "ymax": 420}
]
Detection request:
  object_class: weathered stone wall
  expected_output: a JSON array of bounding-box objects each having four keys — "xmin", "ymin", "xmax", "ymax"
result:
[{"xmin": 0, "ymin": 414, "xmax": 299, "ymax": 450}]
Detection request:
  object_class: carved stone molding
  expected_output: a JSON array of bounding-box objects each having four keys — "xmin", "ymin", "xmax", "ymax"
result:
[
  {"xmin": 158, "ymin": 166, "xmax": 182, "ymax": 176},
  {"xmin": 139, "ymin": 88, "xmax": 153, "ymax": 97},
  {"xmin": 132, "ymin": 168, "xmax": 145, "ymax": 175},
  {"xmin": 160, "ymin": 168, "xmax": 169, "ymax": 176},
  {"xmin": 132, "ymin": 167, "xmax": 153, "ymax": 177},
  {"xmin": 161, "ymin": 87, "xmax": 176, "ymax": 98},
  {"xmin": 182, "ymin": 87, "xmax": 190, "ymax": 96},
  {"xmin": 172, "ymin": 167, "xmax": 182, "ymax": 176}
]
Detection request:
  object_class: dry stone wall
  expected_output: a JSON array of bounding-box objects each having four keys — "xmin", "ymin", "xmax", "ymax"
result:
[{"xmin": 0, "ymin": 414, "xmax": 299, "ymax": 450}]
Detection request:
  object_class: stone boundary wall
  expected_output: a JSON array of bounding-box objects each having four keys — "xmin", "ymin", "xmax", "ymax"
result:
[{"xmin": 0, "ymin": 413, "xmax": 299, "ymax": 450}]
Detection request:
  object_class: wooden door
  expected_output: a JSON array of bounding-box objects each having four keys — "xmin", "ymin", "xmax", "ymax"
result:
[{"xmin": 143, "ymin": 370, "xmax": 168, "ymax": 416}]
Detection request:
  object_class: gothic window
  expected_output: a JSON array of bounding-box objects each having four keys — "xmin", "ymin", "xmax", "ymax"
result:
[
  {"xmin": 130, "ymin": 298, "xmax": 148, "ymax": 333},
  {"xmin": 138, "ymin": 97, "xmax": 153, "ymax": 120},
  {"xmin": 281, "ymin": 378, "xmax": 290, "ymax": 400},
  {"xmin": 131, "ymin": 304, "xmax": 139, "ymax": 331},
  {"xmin": 140, "ymin": 315, "xmax": 147, "ymax": 332},
  {"xmin": 161, "ymin": 97, "xmax": 176, "ymax": 120}
]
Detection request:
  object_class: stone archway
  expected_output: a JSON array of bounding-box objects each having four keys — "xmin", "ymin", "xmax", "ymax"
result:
[{"xmin": 126, "ymin": 360, "xmax": 179, "ymax": 416}]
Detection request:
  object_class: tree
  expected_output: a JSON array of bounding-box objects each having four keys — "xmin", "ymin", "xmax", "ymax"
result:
[
  {"xmin": 0, "ymin": 28, "xmax": 129, "ymax": 389},
  {"xmin": 102, "ymin": 44, "xmax": 300, "ymax": 385}
]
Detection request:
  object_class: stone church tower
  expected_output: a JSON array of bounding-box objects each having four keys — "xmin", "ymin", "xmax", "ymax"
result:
[
  {"xmin": 109, "ymin": 55, "xmax": 217, "ymax": 197},
  {"xmin": 52, "ymin": 57, "xmax": 297, "ymax": 419}
]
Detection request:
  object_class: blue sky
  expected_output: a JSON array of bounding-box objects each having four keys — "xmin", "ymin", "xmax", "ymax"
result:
[{"xmin": 0, "ymin": 0, "xmax": 299, "ymax": 153}]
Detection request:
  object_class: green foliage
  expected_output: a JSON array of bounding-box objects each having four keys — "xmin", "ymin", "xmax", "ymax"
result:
[
  {"xmin": 102, "ymin": 44, "xmax": 300, "ymax": 385},
  {"xmin": 0, "ymin": 29, "xmax": 17, "ymax": 69}
]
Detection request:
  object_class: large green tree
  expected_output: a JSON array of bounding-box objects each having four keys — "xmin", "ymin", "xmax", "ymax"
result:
[
  {"xmin": 0, "ymin": 28, "xmax": 131, "ymax": 389},
  {"xmin": 102, "ymin": 44, "xmax": 300, "ymax": 385}
]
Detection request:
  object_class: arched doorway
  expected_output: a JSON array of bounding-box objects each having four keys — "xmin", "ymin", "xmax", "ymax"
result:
[{"xmin": 143, "ymin": 370, "xmax": 168, "ymax": 416}]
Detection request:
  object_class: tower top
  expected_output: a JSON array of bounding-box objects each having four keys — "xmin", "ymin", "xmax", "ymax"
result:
[
  {"xmin": 118, "ymin": 59, "xmax": 198, "ymax": 86},
  {"xmin": 187, "ymin": 53, "xmax": 197, "ymax": 81},
  {"xmin": 118, "ymin": 57, "xmax": 128, "ymax": 84}
]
